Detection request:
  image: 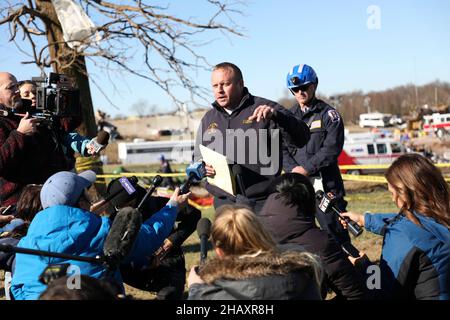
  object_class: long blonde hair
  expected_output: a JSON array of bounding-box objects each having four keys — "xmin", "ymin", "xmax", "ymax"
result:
[
  {"xmin": 385, "ymin": 154, "xmax": 450, "ymax": 228},
  {"xmin": 211, "ymin": 205, "xmax": 277, "ymax": 256}
]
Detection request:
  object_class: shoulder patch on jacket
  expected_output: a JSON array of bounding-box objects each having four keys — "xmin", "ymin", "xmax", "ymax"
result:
[
  {"xmin": 310, "ymin": 120, "xmax": 322, "ymax": 129},
  {"xmin": 327, "ymin": 110, "xmax": 340, "ymax": 122}
]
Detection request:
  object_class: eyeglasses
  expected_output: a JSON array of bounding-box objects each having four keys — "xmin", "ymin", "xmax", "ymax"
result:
[{"xmin": 290, "ymin": 83, "xmax": 313, "ymax": 94}]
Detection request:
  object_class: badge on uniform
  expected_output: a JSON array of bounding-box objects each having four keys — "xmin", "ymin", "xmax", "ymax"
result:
[
  {"xmin": 242, "ymin": 119, "xmax": 253, "ymax": 124},
  {"xmin": 327, "ymin": 110, "xmax": 340, "ymax": 122},
  {"xmin": 310, "ymin": 120, "xmax": 322, "ymax": 129},
  {"xmin": 206, "ymin": 122, "xmax": 218, "ymax": 133}
]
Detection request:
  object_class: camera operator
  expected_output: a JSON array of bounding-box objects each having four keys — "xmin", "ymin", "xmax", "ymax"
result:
[
  {"xmin": 0, "ymin": 71, "xmax": 97, "ymax": 209},
  {"xmin": 18, "ymin": 80, "xmax": 103, "ymax": 161}
]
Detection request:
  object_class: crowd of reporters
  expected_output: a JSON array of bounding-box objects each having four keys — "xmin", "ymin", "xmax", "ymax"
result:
[{"xmin": 0, "ymin": 67, "xmax": 448, "ymax": 301}]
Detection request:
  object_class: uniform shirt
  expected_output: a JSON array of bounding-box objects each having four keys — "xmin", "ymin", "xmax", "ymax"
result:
[{"xmin": 283, "ymin": 98, "xmax": 345, "ymax": 198}]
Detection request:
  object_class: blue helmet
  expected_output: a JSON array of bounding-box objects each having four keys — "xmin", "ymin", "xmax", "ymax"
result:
[{"xmin": 286, "ymin": 64, "xmax": 318, "ymax": 89}]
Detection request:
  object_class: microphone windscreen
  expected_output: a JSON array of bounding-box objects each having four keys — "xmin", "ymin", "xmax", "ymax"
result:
[
  {"xmin": 152, "ymin": 175, "xmax": 163, "ymax": 186},
  {"xmin": 96, "ymin": 130, "xmax": 110, "ymax": 145},
  {"xmin": 197, "ymin": 218, "xmax": 212, "ymax": 238},
  {"xmin": 103, "ymin": 207, "xmax": 142, "ymax": 264}
]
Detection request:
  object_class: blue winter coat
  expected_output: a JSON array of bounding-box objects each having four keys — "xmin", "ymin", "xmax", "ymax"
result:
[
  {"xmin": 10, "ymin": 203, "xmax": 178, "ymax": 300},
  {"xmin": 365, "ymin": 212, "xmax": 450, "ymax": 300}
]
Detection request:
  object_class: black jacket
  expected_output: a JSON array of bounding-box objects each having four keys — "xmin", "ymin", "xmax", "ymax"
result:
[
  {"xmin": 283, "ymin": 98, "xmax": 345, "ymax": 199},
  {"xmin": 259, "ymin": 193, "xmax": 366, "ymax": 299},
  {"xmin": 188, "ymin": 251, "xmax": 322, "ymax": 300},
  {"xmin": 194, "ymin": 88, "xmax": 310, "ymax": 200}
]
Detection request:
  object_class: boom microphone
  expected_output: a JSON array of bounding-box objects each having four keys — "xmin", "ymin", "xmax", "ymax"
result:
[
  {"xmin": 103, "ymin": 206, "xmax": 143, "ymax": 270},
  {"xmin": 197, "ymin": 218, "xmax": 211, "ymax": 265},
  {"xmin": 315, "ymin": 190, "xmax": 363, "ymax": 237},
  {"xmin": 180, "ymin": 162, "xmax": 206, "ymax": 195}
]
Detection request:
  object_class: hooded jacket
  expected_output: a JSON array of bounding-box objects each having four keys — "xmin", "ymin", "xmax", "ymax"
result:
[
  {"xmin": 258, "ymin": 193, "xmax": 366, "ymax": 299},
  {"xmin": 188, "ymin": 251, "xmax": 322, "ymax": 300},
  {"xmin": 365, "ymin": 212, "xmax": 450, "ymax": 300},
  {"xmin": 11, "ymin": 202, "xmax": 178, "ymax": 300}
]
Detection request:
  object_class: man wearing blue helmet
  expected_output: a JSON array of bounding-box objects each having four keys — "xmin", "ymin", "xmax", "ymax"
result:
[{"xmin": 283, "ymin": 64, "xmax": 353, "ymax": 252}]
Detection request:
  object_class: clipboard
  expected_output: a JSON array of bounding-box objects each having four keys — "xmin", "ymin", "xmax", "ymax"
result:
[{"xmin": 199, "ymin": 145, "xmax": 236, "ymax": 196}]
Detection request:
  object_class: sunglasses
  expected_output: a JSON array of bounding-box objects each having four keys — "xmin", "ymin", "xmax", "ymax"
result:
[{"xmin": 290, "ymin": 83, "xmax": 313, "ymax": 94}]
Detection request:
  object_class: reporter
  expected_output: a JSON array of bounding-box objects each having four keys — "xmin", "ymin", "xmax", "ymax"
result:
[
  {"xmin": 10, "ymin": 170, "xmax": 189, "ymax": 300},
  {"xmin": 341, "ymin": 154, "xmax": 450, "ymax": 300},
  {"xmin": 188, "ymin": 205, "xmax": 323, "ymax": 300}
]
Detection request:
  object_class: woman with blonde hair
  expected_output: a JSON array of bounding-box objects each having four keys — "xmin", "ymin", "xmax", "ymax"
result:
[
  {"xmin": 342, "ymin": 153, "xmax": 450, "ymax": 300},
  {"xmin": 188, "ymin": 205, "xmax": 323, "ymax": 300}
]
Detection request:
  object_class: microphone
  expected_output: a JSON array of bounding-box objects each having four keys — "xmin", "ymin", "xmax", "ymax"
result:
[
  {"xmin": 232, "ymin": 165, "xmax": 247, "ymax": 197},
  {"xmin": 87, "ymin": 130, "xmax": 110, "ymax": 154},
  {"xmin": 136, "ymin": 175, "xmax": 163, "ymax": 212},
  {"xmin": 196, "ymin": 218, "xmax": 211, "ymax": 265},
  {"xmin": 180, "ymin": 162, "xmax": 206, "ymax": 195},
  {"xmin": 315, "ymin": 190, "xmax": 363, "ymax": 237},
  {"xmin": 103, "ymin": 206, "xmax": 143, "ymax": 271},
  {"xmin": 90, "ymin": 176, "xmax": 138, "ymax": 213}
]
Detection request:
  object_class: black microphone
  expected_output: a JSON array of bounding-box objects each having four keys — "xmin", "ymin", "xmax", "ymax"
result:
[
  {"xmin": 196, "ymin": 218, "xmax": 211, "ymax": 265},
  {"xmin": 315, "ymin": 190, "xmax": 363, "ymax": 237},
  {"xmin": 232, "ymin": 164, "xmax": 247, "ymax": 197},
  {"xmin": 136, "ymin": 175, "xmax": 163, "ymax": 212},
  {"xmin": 103, "ymin": 206, "xmax": 143, "ymax": 270},
  {"xmin": 87, "ymin": 130, "xmax": 110, "ymax": 154}
]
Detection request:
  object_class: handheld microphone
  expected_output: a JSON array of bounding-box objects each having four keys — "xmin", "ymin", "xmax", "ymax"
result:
[
  {"xmin": 103, "ymin": 206, "xmax": 143, "ymax": 270},
  {"xmin": 136, "ymin": 175, "xmax": 163, "ymax": 212},
  {"xmin": 87, "ymin": 130, "xmax": 110, "ymax": 154},
  {"xmin": 196, "ymin": 218, "xmax": 211, "ymax": 265},
  {"xmin": 90, "ymin": 176, "xmax": 138, "ymax": 213},
  {"xmin": 232, "ymin": 165, "xmax": 247, "ymax": 197},
  {"xmin": 315, "ymin": 190, "xmax": 363, "ymax": 237},
  {"xmin": 180, "ymin": 162, "xmax": 206, "ymax": 195}
]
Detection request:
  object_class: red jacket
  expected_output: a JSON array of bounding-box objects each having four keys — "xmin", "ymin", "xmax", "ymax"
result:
[{"xmin": 0, "ymin": 107, "xmax": 73, "ymax": 206}]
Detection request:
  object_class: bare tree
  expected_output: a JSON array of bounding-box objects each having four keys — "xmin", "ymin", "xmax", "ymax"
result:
[
  {"xmin": 0, "ymin": 0, "xmax": 245, "ymax": 136},
  {"xmin": 1, "ymin": 0, "xmax": 244, "ymax": 197}
]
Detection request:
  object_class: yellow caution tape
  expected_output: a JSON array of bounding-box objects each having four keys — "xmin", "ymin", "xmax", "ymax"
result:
[
  {"xmin": 340, "ymin": 163, "xmax": 450, "ymax": 170},
  {"xmin": 341, "ymin": 174, "xmax": 387, "ymax": 183}
]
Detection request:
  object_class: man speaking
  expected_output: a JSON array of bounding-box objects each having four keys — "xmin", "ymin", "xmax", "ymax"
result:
[{"xmin": 194, "ymin": 63, "xmax": 310, "ymax": 213}]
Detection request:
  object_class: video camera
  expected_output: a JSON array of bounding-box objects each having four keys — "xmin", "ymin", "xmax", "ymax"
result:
[{"xmin": 31, "ymin": 72, "xmax": 81, "ymax": 118}]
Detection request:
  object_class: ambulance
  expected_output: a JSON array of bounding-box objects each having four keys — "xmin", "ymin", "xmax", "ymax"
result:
[
  {"xmin": 338, "ymin": 132, "xmax": 405, "ymax": 174},
  {"xmin": 422, "ymin": 113, "xmax": 450, "ymax": 138}
]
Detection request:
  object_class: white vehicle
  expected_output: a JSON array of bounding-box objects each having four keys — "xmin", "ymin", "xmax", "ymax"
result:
[
  {"xmin": 422, "ymin": 113, "xmax": 450, "ymax": 138},
  {"xmin": 338, "ymin": 133, "xmax": 405, "ymax": 174},
  {"xmin": 118, "ymin": 140, "xmax": 194, "ymax": 164},
  {"xmin": 359, "ymin": 112, "xmax": 392, "ymax": 128}
]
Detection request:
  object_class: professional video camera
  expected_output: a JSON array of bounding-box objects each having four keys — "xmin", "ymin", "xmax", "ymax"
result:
[{"xmin": 31, "ymin": 72, "xmax": 81, "ymax": 118}]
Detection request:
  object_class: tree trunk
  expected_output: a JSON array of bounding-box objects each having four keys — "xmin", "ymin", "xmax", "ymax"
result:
[{"xmin": 36, "ymin": 0, "xmax": 106, "ymax": 196}]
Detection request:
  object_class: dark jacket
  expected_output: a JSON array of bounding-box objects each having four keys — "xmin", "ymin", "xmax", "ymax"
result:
[
  {"xmin": 0, "ymin": 108, "xmax": 73, "ymax": 207},
  {"xmin": 365, "ymin": 212, "xmax": 450, "ymax": 300},
  {"xmin": 194, "ymin": 88, "xmax": 310, "ymax": 200},
  {"xmin": 259, "ymin": 193, "xmax": 366, "ymax": 300},
  {"xmin": 283, "ymin": 98, "xmax": 345, "ymax": 199},
  {"xmin": 188, "ymin": 251, "xmax": 322, "ymax": 300}
]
